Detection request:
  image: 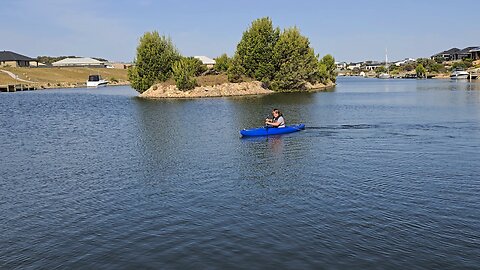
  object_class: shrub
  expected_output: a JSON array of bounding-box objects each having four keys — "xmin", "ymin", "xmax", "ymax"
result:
[
  {"xmin": 233, "ymin": 17, "xmax": 279, "ymax": 82},
  {"xmin": 227, "ymin": 57, "xmax": 245, "ymax": 83},
  {"xmin": 128, "ymin": 31, "xmax": 181, "ymax": 93},
  {"xmin": 318, "ymin": 54, "xmax": 337, "ymax": 83},
  {"xmin": 172, "ymin": 58, "xmax": 197, "ymax": 91},
  {"xmin": 214, "ymin": 53, "xmax": 230, "ymax": 73},
  {"xmin": 271, "ymin": 27, "xmax": 318, "ymax": 90},
  {"xmin": 416, "ymin": 64, "xmax": 427, "ymax": 78}
]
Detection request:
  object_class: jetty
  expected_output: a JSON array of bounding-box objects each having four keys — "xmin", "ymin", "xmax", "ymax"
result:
[{"xmin": 0, "ymin": 84, "xmax": 37, "ymax": 92}]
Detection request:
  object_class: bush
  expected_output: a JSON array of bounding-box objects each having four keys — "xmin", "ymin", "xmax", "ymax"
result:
[
  {"xmin": 271, "ymin": 27, "xmax": 318, "ymax": 90},
  {"xmin": 318, "ymin": 54, "xmax": 336, "ymax": 83},
  {"xmin": 214, "ymin": 53, "xmax": 230, "ymax": 73},
  {"xmin": 233, "ymin": 17, "xmax": 279, "ymax": 82},
  {"xmin": 227, "ymin": 57, "xmax": 245, "ymax": 83},
  {"xmin": 416, "ymin": 64, "xmax": 426, "ymax": 78},
  {"xmin": 128, "ymin": 31, "xmax": 181, "ymax": 93},
  {"xmin": 172, "ymin": 58, "xmax": 198, "ymax": 91}
]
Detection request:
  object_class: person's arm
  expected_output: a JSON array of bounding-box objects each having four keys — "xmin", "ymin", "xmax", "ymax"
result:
[{"xmin": 265, "ymin": 119, "xmax": 281, "ymax": 127}]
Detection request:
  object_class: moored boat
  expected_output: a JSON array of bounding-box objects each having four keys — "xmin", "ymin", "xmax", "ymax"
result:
[
  {"xmin": 450, "ymin": 69, "xmax": 469, "ymax": 80},
  {"xmin": 87, "ymin": 75, "xmax": 108, "ymax": 87}
]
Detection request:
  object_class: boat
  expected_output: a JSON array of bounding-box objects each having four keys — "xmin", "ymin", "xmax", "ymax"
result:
[
  {"xmin": 378, "ymin": 49, "xmax": 390, "ymax": 79},
  {"xmin": 450, "ymin": 69, "xmax": 469, "ymax": 80},
  {"xmin": 240, "ymin": 124, "xmax": 305, "ymax": 137},
  {"xmin": 378, "ymin": 73, "xmax": 390, "ymax": 79},
  {"xmin": 86, "ymin": 75, "xmax": 108, "ymax": 87}
]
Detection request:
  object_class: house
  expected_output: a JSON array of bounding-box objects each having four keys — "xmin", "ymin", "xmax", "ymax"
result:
[
  {"xmin": 335, "ymin": 61, "xmax": 347, "ymax": 70},
  {"xmin": 364, "ymin": 61, "xmax": 384, "ymax": 71},
  {"xmin": 0, "ymin": 51, "xmax": 38, "ymax": 67},
  {"xmin": 347, "ymin": 62, "xmax": 361, "ymax": 70},
  {"xmin": 52, "ymin": 57, "xmax": 106, "ymax": 67},
  {"xmin": 107, "ymin": 62, "xmax": 132, "ymax": 69},
  {"xmin": 452, "ymin": 47, "xmax": 478, "ymax": 60},
  {"xmin": 193, "ymin": 56, "xmax": 216, "ymax": 68},
  {"xmin": 394, "ymin": 58, "xmax": 416, "ymax": 66},
  {"xmin": 431, "ymin": 46, "xmax": 480, "ymax": 61},
  {"xmin": 469, "ymin": 47, "xmax": 480, "ymax": 61},
  {"xmin": 431, "ymin": 48, "xmax": 460, "ymax": 61}
]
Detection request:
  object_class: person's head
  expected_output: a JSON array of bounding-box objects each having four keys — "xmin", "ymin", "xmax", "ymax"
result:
[{"xmin": 272, "ymin": 108, "xmax": 282, "ymax": 118}]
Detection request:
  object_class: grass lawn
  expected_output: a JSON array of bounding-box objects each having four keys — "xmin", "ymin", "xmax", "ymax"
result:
[{"xmin": 0, "ymin": 67, "xmax": 129, "ymax": 86}]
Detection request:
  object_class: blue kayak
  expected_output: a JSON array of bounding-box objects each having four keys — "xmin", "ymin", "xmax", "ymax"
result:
[{"xmin": 240, "ymin": 124, "xmax": 305, "ymax": 137}]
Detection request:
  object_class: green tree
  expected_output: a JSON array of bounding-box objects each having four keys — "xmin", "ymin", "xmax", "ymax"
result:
[
  {"xmin": 214, "ymin": 53, "xmax": 230, "ymax": 73},
  {"xmin": 375, "ymin": 66, "xmax": 387, "ymax": 74},
  {"xmin": 172, "ymin": 58, "xmax": 198, "ymax": 91},
  {"xmin": 185, "ymin": 57, "xmax": 207, "ymax": 76},
  {"xmin": 416, "ymin": 64, "xmax": 427, "ymax": 78},
  {"xmin": 271, "ymin": 27, "xmax": 318, "ymax": 90},
  {"xmin": 318, "ymin": 54, "xmax": 337, "ymax": 83},
  {"xmin": 128, "ymin": 31, "xmax": 181, "ymax": 93},
  {"xmin": 232, "ymin": 17, "xmax": 280, "ymax": 83},
  {"xmin": 227, "ymin": 57, "xmax": 245, "ymax": 83}
]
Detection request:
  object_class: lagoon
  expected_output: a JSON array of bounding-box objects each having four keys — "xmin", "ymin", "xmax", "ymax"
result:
[{"xmin": 1, "ymin": 77, "xmax": 479, "ymax": 269}]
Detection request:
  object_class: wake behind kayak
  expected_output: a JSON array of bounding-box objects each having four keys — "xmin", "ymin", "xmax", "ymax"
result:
[{"xmin": 240, "ymin": 124, "xmax": 305, "ymax": 137}]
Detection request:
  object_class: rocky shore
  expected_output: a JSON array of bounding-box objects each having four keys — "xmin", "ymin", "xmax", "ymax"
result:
[{"xmin": 139, "ymin": 81, "xmax": 335, "ymax": 99}]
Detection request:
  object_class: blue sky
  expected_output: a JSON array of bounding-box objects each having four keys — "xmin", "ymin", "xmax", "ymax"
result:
[{"xmin": 1, "ymin": 0, "xmax": 478, "ymax": 62}]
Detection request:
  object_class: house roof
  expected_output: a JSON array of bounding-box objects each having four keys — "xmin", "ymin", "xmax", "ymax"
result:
[
  {"xmin": 0, "ymin": 51, "xmax": 35, "ymax": 61},
  {"xmin": 469, "ymin": 47, "xmax": 480, "ymax": 53},
  {"xmin": 194, "ymin": 56, "xmax": 216, "ymax": 65},
  {"xmin": 456, "ymin": 46, "xmax": 478, "ymax": 54},
  {"xmin": 52, "ymin": 57, "xmax": 105, "ymax": 66}
]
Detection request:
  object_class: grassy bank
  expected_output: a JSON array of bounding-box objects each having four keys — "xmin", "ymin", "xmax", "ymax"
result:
[{"xmin": 0, "ymin": 67, "xmax": 129, "ymax": 88}]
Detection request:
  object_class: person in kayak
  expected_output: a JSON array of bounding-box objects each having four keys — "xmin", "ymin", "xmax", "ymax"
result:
[{"xmin": 265, "ymin": 108, "xmax": 286, "ymax": 128}]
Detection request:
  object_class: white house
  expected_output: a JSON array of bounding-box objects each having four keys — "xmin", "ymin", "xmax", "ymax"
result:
[
  {"xmin": 194, "ymin": 56, "xmax": 216, "ymax": 68},
  {"xmin": 335, "ymin": 61, "xmax": 347, "ymax": 70},
  {"xmin": 52, "ymin": 57, "xmax": 106, "ymax": 67},
  {"xmin": 347, "ymin": 62, "xmax": 361, "ymax": 70},
  {"xmin": 394, "ymin": 58, "xmax": 416, "ymax": 66}
]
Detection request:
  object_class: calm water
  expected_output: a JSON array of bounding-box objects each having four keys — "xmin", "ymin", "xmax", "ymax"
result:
[{"xmin": 1, "ymin": 77, "xmax": 479, "ymax": 269}]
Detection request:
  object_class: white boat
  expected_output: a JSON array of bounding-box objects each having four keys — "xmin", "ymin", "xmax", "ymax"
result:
[
  {"xmin": 87, "ymin": 75, "xmax": 108, "ymax": 87},
  {"xmin": 450, "ymin": 69, "xmax": 469, "ymax": 80},
  {"xmin": 378, "ymin": 73, "xmax": 390, "ymax": 79}
]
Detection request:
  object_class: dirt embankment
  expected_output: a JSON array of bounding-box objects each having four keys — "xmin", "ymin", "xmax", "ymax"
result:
[
  {"xmin": 140, "ymin": 81, "xmax": 272, "ymax": 98},
  {"xmin": 140, "ymin": 80, "xmax": 335, "ymax": 99}
]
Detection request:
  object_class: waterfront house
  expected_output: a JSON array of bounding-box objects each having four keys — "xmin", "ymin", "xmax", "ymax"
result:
[
  {"xmin": 0, "ymin": 51, "xmax": 37, "ymax": 67},
  {"xmin": 52, "ymin": 57, "xmax": 106, "ymax": 67},
  {"xmin": 469, "ymin": 47, "xmax": 480, "ymax": 60},
  {"xmin": 335, "ymin": 62, "xmax": 347, "ymax": 70},
  {"xmin": 347, "ymin": 62, "xmax": 361, "ymax": 70},
  {"xmin": 431, "ymin": 46, "xmax": 480, "ymax": 61},
  {"xmin": 394, "ymin": 58, "xmax": 416, "ymax": 66},
  {"xmin": 364, "ymin": 61, "xmax": 384, "ymax": 71},
  {"xmin": 431, "ymin": 48, "xmax": 460, "ymax": 61},
  {"xmin": 193, "ymin": 56, "xmax": 216, "ymax": 68}
]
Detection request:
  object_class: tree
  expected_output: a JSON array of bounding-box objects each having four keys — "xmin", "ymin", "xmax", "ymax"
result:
[
  {"xmin": 172, "ymin": 58, "xmax": 197, "ymax": 91},
  {"xmin": 231, "ymin": 17, "xmax": 280, "ymax": 83},
  {"xmin": 416, "ymin": 64, "xmax": 426, "ymax": 78},
  {"xmin": 318, "ymin": 54, "xmax": 336, "ymax": 83},
  {"xmin": 227, "ymin": 57, "xmax": 245, "ymax": 83},
  {"xmin": 271, "ymin": 27, "xmax": 318, "ymax": 90},
  {"xmin": 214, "ymin": 53, "xmax": 230, "ymax": 73},
  {"xmin": 128, "ymin": 31, "xmax": 181, "ymax": 93}
]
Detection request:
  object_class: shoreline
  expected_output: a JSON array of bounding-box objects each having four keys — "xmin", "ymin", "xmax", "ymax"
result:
[{"xmin": 139, "ymin": 81, "xmax": 336, "ymax": 99}]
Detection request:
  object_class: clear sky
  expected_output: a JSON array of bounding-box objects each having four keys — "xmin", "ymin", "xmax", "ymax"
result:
[{"xmin": 1, "ymin": 0, "xmax": 478, "ymax": 63}]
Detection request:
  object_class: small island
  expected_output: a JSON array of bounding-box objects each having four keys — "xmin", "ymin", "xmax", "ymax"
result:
[{"xmin": 130, "ymin": 17, "xmax": 337, "ymax": 99}]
